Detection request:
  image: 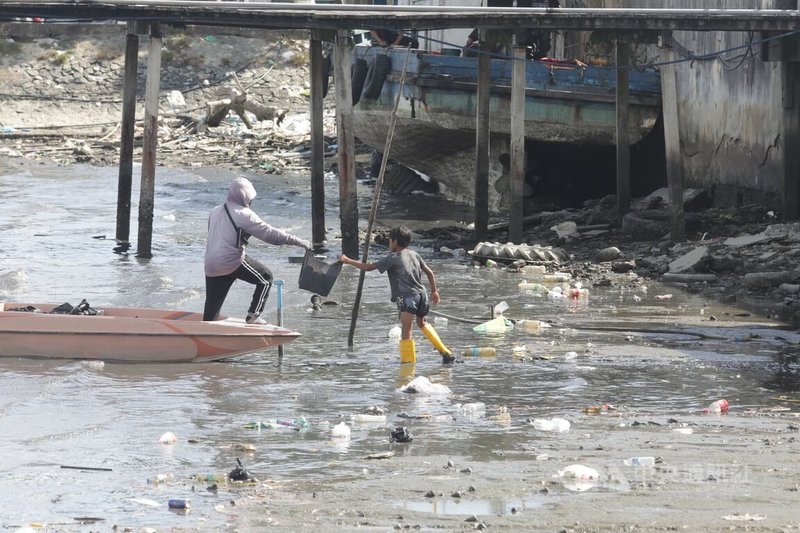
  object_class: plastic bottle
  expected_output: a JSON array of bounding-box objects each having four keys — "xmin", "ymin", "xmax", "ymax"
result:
[
  {"xmin": 516, "ymin": 319, "xmax": 541, "ymax": 331},
  {"xmin": 194, "ymin": 473, "xmax": 228, "ymax": 483},
  {"xmin": 706, "ymin": 399, "xmax": 730, "ymax": 413},
  {"xmin": 351, "ymin": 413, "xmax": 387, "ymax": 423},
  {"xmin": 433, "ymin": 315, "xmax": 449, "ymax": 328},
  {"xmin": 543, "ymin": 272, "xmax": 572, "ymax": 284},
  {"xmin": 623, "ymin": 456, "xmax": 656, "ymax": 467},
  {"xmin": 521, "ymin": 264, "xmax": 547, "ymax": 276},
  {"xmin": 518, "ymin": 281, "xmax": 548, "ymax": 293},
  {"xmin": 462, "ymin": 347, "xmax": 497, "ymax": 357}
]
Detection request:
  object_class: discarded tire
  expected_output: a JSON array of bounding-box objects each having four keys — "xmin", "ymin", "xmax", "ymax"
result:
[
  {"xmin": 622, "ymin": 210, "xmax": 672, "ymax": 241},
  {"xmin": 351, "ymin": 58, "xmax": 368, "ymax": 105},
  {"xmin": 361, "ymin": 54, "xmax": 391, "ymax": 100}
]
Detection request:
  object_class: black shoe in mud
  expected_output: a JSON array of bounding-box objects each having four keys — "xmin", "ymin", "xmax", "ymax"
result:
[{"xmin": 441, "ymin": 353, "xmax": 456, "ymax": 364}]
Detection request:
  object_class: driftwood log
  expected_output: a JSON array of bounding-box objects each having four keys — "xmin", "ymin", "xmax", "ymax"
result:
[{"xmin": 205, "ymin": 87, "xmax": 286, "ymax": 129}]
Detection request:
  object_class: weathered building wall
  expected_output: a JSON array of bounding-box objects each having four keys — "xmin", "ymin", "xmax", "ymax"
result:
[{"xmin": 596, "ymin": 0, "xmax": 789, "ymax": 208}]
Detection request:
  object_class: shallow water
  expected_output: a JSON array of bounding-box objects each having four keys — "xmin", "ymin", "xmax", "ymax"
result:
[{"xmin": 0, "ymin": 160, "xmax": 798, "ymax": 530}]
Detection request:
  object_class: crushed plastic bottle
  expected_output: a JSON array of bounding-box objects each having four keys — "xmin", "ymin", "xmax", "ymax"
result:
[
  {"xmin": 623, "ymin": 456, "xmax": 657, "ymax": 467},
  {"xmin": 518, "ymin": 281, "xmax": 549, "ymax": 293}
]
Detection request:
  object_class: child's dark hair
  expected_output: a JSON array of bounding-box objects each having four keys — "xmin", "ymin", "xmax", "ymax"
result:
[{"xmin": 389, "ymin": 225, "xmax": 412, "ymax": 248}]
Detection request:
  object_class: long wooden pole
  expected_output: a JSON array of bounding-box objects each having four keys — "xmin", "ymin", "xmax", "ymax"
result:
[
  {"xmin": 309, "ymin": 32, "xmax": 326, "ymax": 248},
  {"xmin": 509, "ymin": 43, "xmax": 526, "ymax": 244},
  {"xmin": 347, "ymin": 48, "xmax": 412, "ymax": 348},
  {"xmin": 116, "ymin": 25, "xmax": 139, "ymax": 247},
  {"xmin": 615, "ymin": 38, "xmax": 631, "ymax": 227},
  {"xmin": 333, "ymin": 29, "xmax": 359, "ymax": 258},
  {"xmin": 136, "ymin": 22, "xmax": 161, "ymax": 259},
  {"xmin": 660, "ymin": 31, "xmax": 686, "ymax": 240},
  {"xmin": 474, "ymin": 41, "xmax": 490, "ymax": 243}
]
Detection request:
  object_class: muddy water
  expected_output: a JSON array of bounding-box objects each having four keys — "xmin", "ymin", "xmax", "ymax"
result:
[{"xmin": 0, "ymin": 160, "xmax": 798, "ymax": 531}]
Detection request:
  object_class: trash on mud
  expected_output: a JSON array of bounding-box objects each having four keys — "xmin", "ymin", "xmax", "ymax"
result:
[
  {"xmin": 473, "ymin": 316, "xmax": 514, "ymax": 334},
  {"xmin": 458, "ymin": 402, "xmax": 486, "ymax": 417},
  {"xmin": 705, "ymin": 399, "xmax": 730, "ymax": 413},
  {"xmin": 655, "ymin": 294, "xmax": 674, "ymax": 301},
  {"xmin": 351, "ymin": 412, "xmax": 387, "ymax": 423},
  {"xmin": 365, "ymin": 451, "xmax": 395, "ymax": 460},
  {"xmin": 242, "ymin": 417, "xmax": 309, "ymax": 430},
  {"xmin": 158, "ymin": 432, "xmax": 178, "ymax": 444},
  {"xmin": 554, "ymin": 464, "xmax": 600, "ymax": 492},
  {"xmin": 530, "ymin": 417, "xmax": 571, "ymax": 432},
  {"xmin": 462, "ymin": 346, "xmax": 497, "ymax": 357},
  {"xmin": 399, "ymin": 376, "xmax": 452, "ymax": 395},
  {"xmin": 390, "ymin": 426, "xmax": 413, "ymax": 443},
  {"xmin": 331, "ymin": 422, "xmax": 351, "ymax": 439},
  {"xmin": 228, "ymin": 458, "xmax": 255, "ymax": 482},
  {"xmin": 721, "ymin": 513, "xmax": 766, "ymax": 521}
]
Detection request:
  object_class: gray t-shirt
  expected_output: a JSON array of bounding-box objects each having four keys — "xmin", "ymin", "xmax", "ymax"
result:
[{"xmin": 376, "ymin": 249, "xmax": 427, "ymax": 299}]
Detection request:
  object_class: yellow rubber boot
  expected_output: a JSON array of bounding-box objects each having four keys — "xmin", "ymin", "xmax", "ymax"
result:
[
  {"xmin": 421, "ymin": 324, "xmax": 452, "ymax": 357},
  {"xmin": 399, "ymin": 339, "xmax": 416, "ymax": 364}
]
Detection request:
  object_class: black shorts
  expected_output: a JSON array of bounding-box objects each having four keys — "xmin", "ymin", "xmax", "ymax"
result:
[{"xmin": 395, "ymin": 292, "xmax": 429, "ymax": 318}]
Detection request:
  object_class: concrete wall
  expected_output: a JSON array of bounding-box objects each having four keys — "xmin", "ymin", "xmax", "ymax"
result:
[{"xmin": 597, "ymin": 0, "xmax": 790, "ymax": 208}]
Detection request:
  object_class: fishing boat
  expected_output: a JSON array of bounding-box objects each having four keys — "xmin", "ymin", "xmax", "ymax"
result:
[
  {"xmin": 0, "ymin": 302, "xmax": 300, "ymax": 363},
  {"xmin": 351, "ymin": 46, "xmax": 662, "ymax": 210}
]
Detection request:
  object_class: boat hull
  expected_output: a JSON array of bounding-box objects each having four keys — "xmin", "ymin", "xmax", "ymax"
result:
[
  {"xmin": 352, "ymin": 48, "xmax": 662, "ymax": 210},
  {"xmin": 0, "ymin": 303, "xmax": 300, "ymax": 363}
]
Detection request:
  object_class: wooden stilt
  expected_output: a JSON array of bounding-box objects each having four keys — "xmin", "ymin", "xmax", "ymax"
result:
[
  {"xmin": 509, "ymin": 44, "xmax": 526, "ymax": 244},
  {"xmin": 136, "ymin": 23, "xmax": 161, "ymax": 259},
  {"xmin": 309, "ymin": 32, "xmax": 326, "ymax": 247},
  {"xmin": 783, "ymin": 61, "xmax": 800, "ymax": 220},
  {"xmin": 333, "ymin": 30, "xmax": 358, "ymax": 258},
  {"xmin": 116, "ymin": 25, "xmax": 139, "ymax": 247},
  {"xmin": 660, "ymin": 32, "xmax": 686, "ymax": 240},
  {"xmin": 474, "ymin": 41, "xmax": 491, "ymax": 243},
  {"xmin": 615, "ymin": 38, "xmax": 631, "ymax": 227}
]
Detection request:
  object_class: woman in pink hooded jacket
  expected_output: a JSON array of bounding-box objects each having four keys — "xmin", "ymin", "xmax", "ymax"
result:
[{"xmin": 203, "ymin": 177, "xmax": 311, "ymax": 324}]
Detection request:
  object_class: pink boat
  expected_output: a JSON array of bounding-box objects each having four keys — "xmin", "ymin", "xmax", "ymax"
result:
[{"xmin": 0, "ymin": 302, "xmax": 300, "ymax": 363}]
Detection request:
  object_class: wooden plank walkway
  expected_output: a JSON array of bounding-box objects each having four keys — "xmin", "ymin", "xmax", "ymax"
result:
[{"xmin": 1, "ymin": 2, "xmax": 800, "ymax": 32}]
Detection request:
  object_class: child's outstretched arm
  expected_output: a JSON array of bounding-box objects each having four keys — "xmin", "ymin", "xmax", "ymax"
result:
[
  {"xmin": 340, "ymin": 254, "xmax": 379, "ymax": 272},
  {"xmin": 421, "ymin": 263, "xmax": 441, "ymax": 305}
]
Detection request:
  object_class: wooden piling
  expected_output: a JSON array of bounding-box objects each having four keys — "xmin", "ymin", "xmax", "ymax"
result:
[
  {"xmin": 333, "ymin": 29, "xmax": 358, "ymax": 258},
  {"xmin": 509, "ymin": 44, "xmax": 526, "ymax": 244},
  {"xmin": 783, "ymin": 61, "xmax": 800, "ymax": 220},
  {"xmin": 615, "ymin": 38, "xmax": 631, "ymax": 227},
  {"xmin": 116, "ymin": 24, "xmax": 139, "ymax": 246},
  {"xmin": 660, "ymin": 32, "xmax": 686, "ymax": 240},
  {"xmin": 309, "ymin": 32, "xmax": 326, "ymax": 248},
  {"xmin": 136, "ymin": 23, "xmax": 161, "ymax": 259},
  {"xmin": 474, "ymin": 42, "xmax": 490, "ymax": 243}
]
